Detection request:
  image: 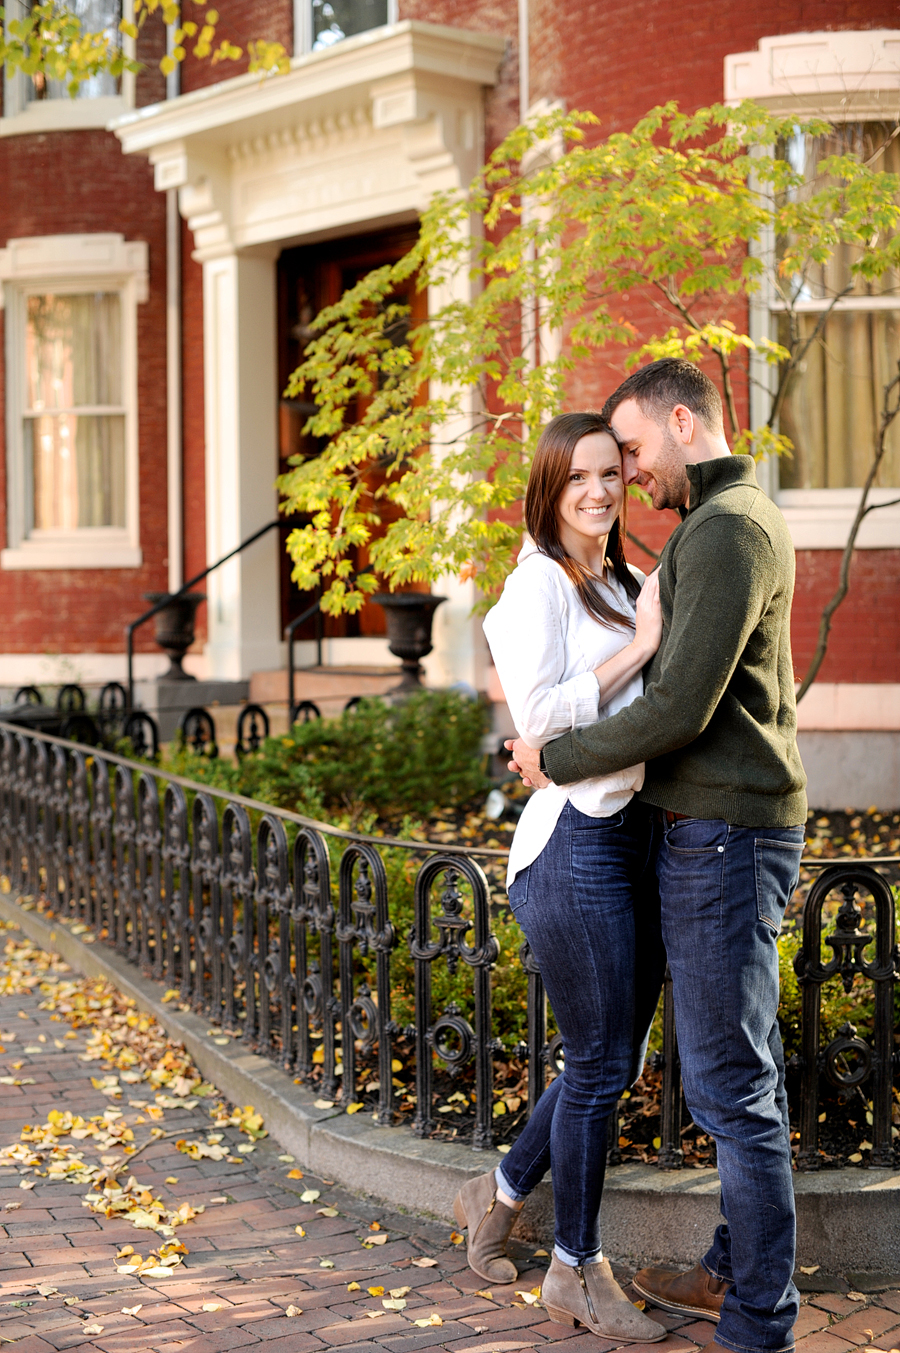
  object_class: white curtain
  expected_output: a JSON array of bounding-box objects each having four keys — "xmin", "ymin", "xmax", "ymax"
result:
[
  {"xmin": 25, "ymin": 293, "xmax": 126, "ymax": 530},
  {"xmin": 777, "ymin": 122, "xmax": 900, "ymax": 490}
]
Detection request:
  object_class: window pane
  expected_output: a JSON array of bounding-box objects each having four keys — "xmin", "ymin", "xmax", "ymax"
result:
[
  {"xmin": 26, "ymin": 293, "xmax": 122, "ymax": 411},
  {"xmin": 25, "ymin": 0, "xmax": 121, "ymax": 101},
  {"xmin": 312, "ymin": 0, "xmax": 388, "ymax": 49},
  {"xmin": 778, "ymin": 310, "xmax": 900, "ymax": 489},
  {"xmin": 779, "ymin": 122, "xmax": 900, "ymax": 302},
  {"xmin": 29, "ymin": 414, "xmax": 126, "ymax": 529}
]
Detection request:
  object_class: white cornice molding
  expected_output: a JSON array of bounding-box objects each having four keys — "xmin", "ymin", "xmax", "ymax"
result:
[
  {"xmin": 0, "ymin": 233, "xmax": 149, "ymax": 305},
  {"xmin": 112, "ymin": 21, "xmax": 506, "ymax": 262},
  {"xmin": 112, "ymin": 22, "xmax": 506, "ymax": 154},
  {"xmin": 725, "ymin": 30, "xmax": 900, "ymax": 116}
]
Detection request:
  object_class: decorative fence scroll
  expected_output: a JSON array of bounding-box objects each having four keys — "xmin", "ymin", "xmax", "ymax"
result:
[
  {"xmin": 0, "ymin": 720, "xmax": 896, "ymax": 1171},
  {"xmin": 792, "ymin": 862, "xmax": 899, "ymax": 1169}
]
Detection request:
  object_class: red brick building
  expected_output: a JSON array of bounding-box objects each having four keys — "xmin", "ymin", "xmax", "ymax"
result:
[{"xmin": 0, "ymin": 1, "xmax": 898, "ymax": 802}]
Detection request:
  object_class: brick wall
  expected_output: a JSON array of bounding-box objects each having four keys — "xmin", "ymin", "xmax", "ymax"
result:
[
  {"xmin": 179, "ymin": 0, "xmax": 294, "ymax": 92},
  {"xmin": 0, "ymin": 131, "xmax": 168, "ymax": 653}
]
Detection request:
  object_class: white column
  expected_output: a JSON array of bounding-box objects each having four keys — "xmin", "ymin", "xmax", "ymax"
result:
[{"xmin": 201, "ymin": 251, "xmax": 282, "ymax": 680}]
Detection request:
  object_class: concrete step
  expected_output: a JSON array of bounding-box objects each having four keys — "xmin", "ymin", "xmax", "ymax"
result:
[{"xmin": 250, "ymin": 665, "xmax": 405, "ymax": 715}]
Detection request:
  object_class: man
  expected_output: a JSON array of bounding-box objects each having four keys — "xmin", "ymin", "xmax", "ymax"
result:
[{"xmin": 509, "ymin": 358, "xmax": 807, "ymax": 1353}]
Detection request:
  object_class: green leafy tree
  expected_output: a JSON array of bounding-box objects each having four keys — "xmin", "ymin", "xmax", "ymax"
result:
[
  {"xmin": 277, "ymin": 101, "xmax": 900, "ymax": 690},
  {"xmin": 0, "ymin": 0, "xmax": 288, "ymax": 97}
]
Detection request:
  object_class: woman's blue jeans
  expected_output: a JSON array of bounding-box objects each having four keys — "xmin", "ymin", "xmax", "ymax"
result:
[{"xmin": 498, "ymin": 799, "xmax": 666, "ymax": 1265}]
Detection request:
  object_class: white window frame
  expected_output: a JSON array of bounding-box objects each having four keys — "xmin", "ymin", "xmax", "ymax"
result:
[
  {"xmin": 1, "ymin": 13, "xmax": 134, "ymax": 137},
  {"xmin": 0, "ymin": 234, "xmax": 147, "ymax": 570},
  {"xmin": 726, "ymin": 30, "xmax": 900, "ymax": 549},
  {"xmin": 293, "ymin": 0, "xmax": 398, "ymax": 56}
]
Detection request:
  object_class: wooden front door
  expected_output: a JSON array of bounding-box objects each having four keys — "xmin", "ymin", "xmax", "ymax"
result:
[{"xmin": 277, "ymin": 224, "xmax": 426, "ymax": 643}]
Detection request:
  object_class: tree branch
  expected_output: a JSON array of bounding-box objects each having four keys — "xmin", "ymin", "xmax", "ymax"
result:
[{"xmin": 796, "ymin": 362, "xmax": 900, "ymax": 702}]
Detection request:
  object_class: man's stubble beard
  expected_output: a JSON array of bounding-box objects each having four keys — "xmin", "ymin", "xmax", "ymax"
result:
[{"xmin": 650, "ymin": 427, "xmax": 690, "ymax": 511}]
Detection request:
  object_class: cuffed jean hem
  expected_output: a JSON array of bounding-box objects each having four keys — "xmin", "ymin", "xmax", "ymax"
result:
[
  {"xmin": 713, "ymin": 1335, "xmax": 794, "ymax": 1353},
  {"xmin": 554, "ymin": 1243, "xmax": 603, "ymax": 1267},
  {"xmin": 495, "ymin": 1166, "xmax": 529, "ymax": 1204}
]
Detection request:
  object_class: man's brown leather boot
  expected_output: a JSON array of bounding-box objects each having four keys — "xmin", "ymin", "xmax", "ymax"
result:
[{"xmin": 632, "ymin": 1262, "xmax": 731, "ymax": 1321}]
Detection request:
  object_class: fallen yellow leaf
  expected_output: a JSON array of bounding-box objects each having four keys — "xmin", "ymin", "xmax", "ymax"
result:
[
  {"xmin": 368, "ymin": 1287, "xmax": 385, "ymax": 1297},
  {"xmin": 82, "ymin": 1325, "xmax": 104, "ymax": 1335},
  {"xmin": 300, "ymin": 1188, "xmax": 320, "ymax": 1202},
  {"xmin": 287, "ymin": 1169, "xmax": 304, "ymax": 1179},
  {"xmin": 286, "ymin": 1305, "xmax": 303, "ymax": 1317},
  {"xmin": 345, "ymin": 1102, "xmax": 364, "ymax": 1114},
  {"xmin": 162, "ymin": 990, "xmax": 179, "ymax": 1003},
  {"xmin": 121, "ymin": 1305, "xmax": 142, "ymax": 1315},
  {"xmin": 320, "ymin": 1259, "xmax": 334, "ymax": 1269},
  {"xmin": 201, "ymin": 1303, "xmax": 223, "ymax": 1312},
  {"xmin": 474, "ymin": 1290, "xmax": 493, "ymax": 1300},
  {"xmin": 164, "ymin": 1177, "xmax": 178, "ymax": 1185},
  {"xmin": 411, "ymin": 1257, "xmax": 438, "ymax": 1267},
  {"xmin": 414, "ymin": 1314, "xmax": 443, "ymax": 1327},
  {"xmin": 294, "ymin": 1226, "xmax": 306, "ymax": 1237},
  {"xmin": 389, "ymin": 1287, "xmax": 411, "ymax": 1299},
  {"xmin": 364, "ymin": 1232, "xmax": 388, "ymax": 1245},
  {"xmin": 799, "ymin": 1265, "xmax": 820, "ymax": 1275},
  {"xmin": 450, "ymin": 1230, "xmax": 464, "ymax": 1244},
  {"xmin": 347, "ymin": 1282, "xmax": 361, "ymax": 1292},
  {"xmin": 383, "ymin": 1298, "xmax": 407, "ymax": 1311},
  {"xmin": 318, "ymin": 1207, "xmax": 339, "ymax": 1217}
]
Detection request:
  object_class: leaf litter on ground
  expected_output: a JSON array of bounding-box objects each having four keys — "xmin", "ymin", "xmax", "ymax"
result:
[{"xmin": 0, "ymin": 926, "xmax": 269, "ymax": 1246}]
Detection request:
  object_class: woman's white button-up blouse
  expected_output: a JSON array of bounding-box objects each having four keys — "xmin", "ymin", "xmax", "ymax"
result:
[{"xmin": 483, "ymin": 542, "xmax": 646, "ymax": 887}]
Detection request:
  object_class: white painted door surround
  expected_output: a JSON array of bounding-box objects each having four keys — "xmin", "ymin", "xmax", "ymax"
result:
[{"xmin": 115, "ymin": 21, "xmax": 506, "ymax": 684}]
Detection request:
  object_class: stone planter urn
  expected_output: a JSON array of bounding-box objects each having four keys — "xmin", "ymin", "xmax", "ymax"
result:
[
  {"xmin": 144, "ymin": 592, "xmax": 206, "ymax": 682},
  {"xmin": 373, "ymin": 592, "xmax": 446, "ymax": 691}
]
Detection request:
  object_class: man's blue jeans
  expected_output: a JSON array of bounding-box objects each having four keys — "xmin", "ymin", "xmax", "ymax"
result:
[
  {"xmin": 658, "ymin": 816, "xmax": 805, "ymax": 1353},
  {"xmin": 498, "ymin": 799, "xmax": 666, "ymax": 1264}
]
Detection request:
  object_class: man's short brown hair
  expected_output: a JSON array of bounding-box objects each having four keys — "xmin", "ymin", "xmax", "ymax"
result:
[{"xmin": 602, "ymin": 358, "xmax": 724, "ymax": 436}]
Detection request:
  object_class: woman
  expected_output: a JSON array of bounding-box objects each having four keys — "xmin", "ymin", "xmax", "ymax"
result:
[{"xmin": 453, "ymin": 413, "xmax": 668, "ymax": 1341}]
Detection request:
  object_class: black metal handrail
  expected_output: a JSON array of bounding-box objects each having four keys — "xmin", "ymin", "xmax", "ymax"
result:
[
  {"xmin": 0, "ymin": 718, "xmax": 895, "ymax": 1169},
  {"xmin": 284, "ymin": 566, "xmax": 374, "ymax": 721},
  {"xmin": 126, "ymin": 519, "xmax": 283, "ymax": 709}
]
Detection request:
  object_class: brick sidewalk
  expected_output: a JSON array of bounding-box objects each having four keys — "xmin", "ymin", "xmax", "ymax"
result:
[{"xmin": 1, "ymin": 927, "xmax": 899, "ymax": 1353}]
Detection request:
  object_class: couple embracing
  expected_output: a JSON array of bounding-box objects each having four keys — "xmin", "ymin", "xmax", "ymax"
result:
[{"xmin": 453, "ymin": 358, "xmax": 807, "ymax": 1353}]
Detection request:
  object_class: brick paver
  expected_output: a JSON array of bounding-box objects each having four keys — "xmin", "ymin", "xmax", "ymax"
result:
[{"xmin": 2, "ymin": 926, "xmax": 899, "ymax": 1353}]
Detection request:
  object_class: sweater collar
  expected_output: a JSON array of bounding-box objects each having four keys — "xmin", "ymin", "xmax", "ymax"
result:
[{"xmin": 686, "ymin": 454, "xmax": 758, "ymax": 513}]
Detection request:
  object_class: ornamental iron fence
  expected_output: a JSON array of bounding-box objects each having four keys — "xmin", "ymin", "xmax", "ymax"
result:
[{"xmin": 0, "ymin": 720, "xmax": 897, "ymax": 1170}]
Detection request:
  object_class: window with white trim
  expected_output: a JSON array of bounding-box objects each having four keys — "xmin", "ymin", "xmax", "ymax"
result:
[
  {"xmin": 2, "ymin": 0, "xmax": 132, "ymax": 133},
  {"xmin": 775, "ymin": 121, "xmax": 900, "ymax": 492},
  {"xmin": 727, "ymin": 30, "xmax": 900, "ymax": 548},
  {"xmin": 294, "ymin": 0, "xmax": 396, "ymax": 54},
  {"xmin": 0, "ymin": 234, "xmax": 146, "ymax": 569}
]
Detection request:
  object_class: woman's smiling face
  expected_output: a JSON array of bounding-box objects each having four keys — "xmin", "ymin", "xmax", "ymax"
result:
[{"xmin": 555, "ymin": 430, "xmax": 625, "ymax": 562}]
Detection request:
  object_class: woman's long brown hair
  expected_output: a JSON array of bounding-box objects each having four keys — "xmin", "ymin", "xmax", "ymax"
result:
[{"xmin": 524, "ymin": 412, "xmax": 641, "ymax": 629}]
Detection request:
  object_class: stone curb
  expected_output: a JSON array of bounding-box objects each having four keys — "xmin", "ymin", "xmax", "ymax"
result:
[{"xmin": 2, "ymin": 895, "xmax": 898, "ymax": 1274}]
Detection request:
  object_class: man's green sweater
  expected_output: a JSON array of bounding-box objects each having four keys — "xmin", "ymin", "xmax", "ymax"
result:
[{"xmin": 542, "ymin": 454, "xmax": 808, "ymax": 827}]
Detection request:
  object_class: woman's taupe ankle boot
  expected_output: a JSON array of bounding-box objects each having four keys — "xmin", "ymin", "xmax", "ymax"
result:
[
  {"xmin": 541, "ymin": 1254, "xmax": 667, "ymax": 1342},
  {"xmin": 452, "ymin": 1169, "xmax": 518, "ymax": 1283}
]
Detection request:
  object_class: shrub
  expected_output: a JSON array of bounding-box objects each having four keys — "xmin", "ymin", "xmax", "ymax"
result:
[{"xmin": 166, "ymin": 688, "xmax": 491, "ymax": 822}]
